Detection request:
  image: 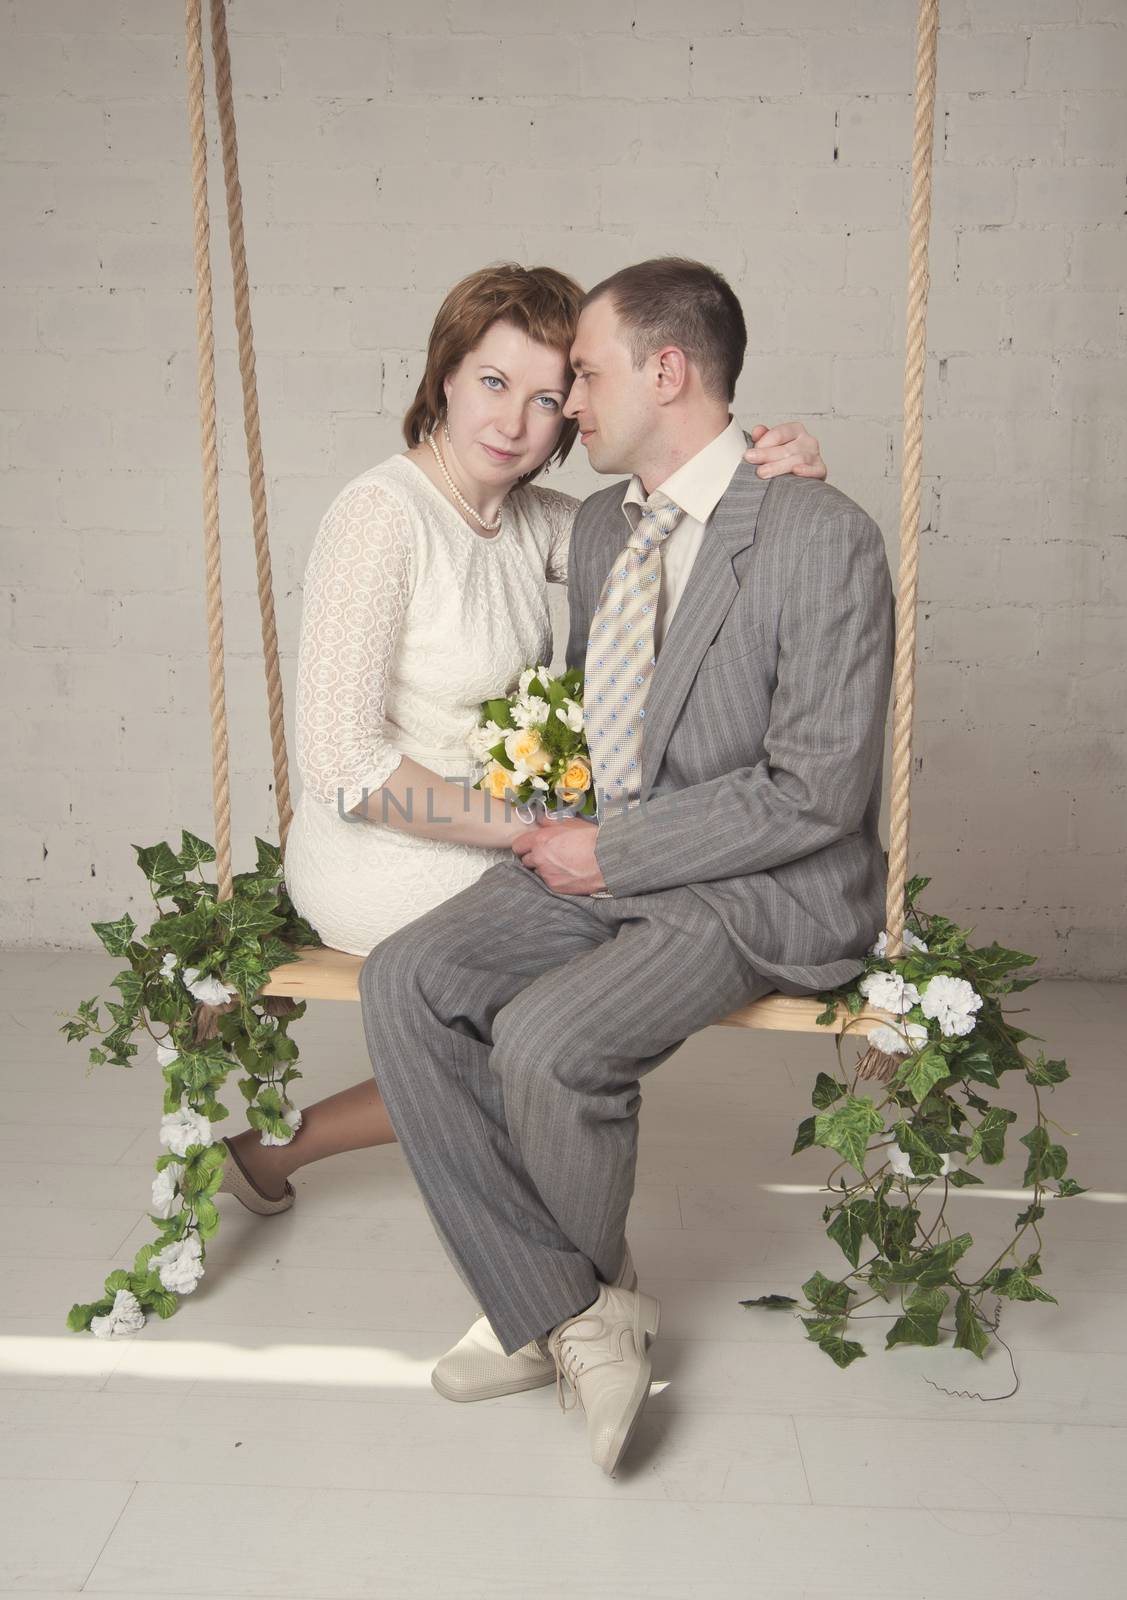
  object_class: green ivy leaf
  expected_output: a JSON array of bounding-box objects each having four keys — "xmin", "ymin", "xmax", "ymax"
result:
[
  {"xmin": 946, "ymin": 1168, "xmax": 984, "ymax": 1187},
  {"xmin": 178, "ymin": 830, "xmax": 217, "ymax": 869},
  {"xmin": 813, "ymin": 1095, "xmax": 885, "ymax": 1173},
  {"xmin": 91, "ymin": 914, "xmax": 137, "ymax": 958},
  {"xmin": 957, "ymin": 1049, "xmax": 1000, "ymax": 1089},
  {"xmin": 827, "ymin": 1199, "xmax": 874, "ymax": 1269},
  {"xmin": 1024, "ymin": 1054, "xmax": 1070, "ymax": 1087},
  {"xmin": 802, "ymin": 1271, "xmax": 852, "ymax": 1317},
  {"xmin": 1019, "ymin": 1126, "xmax": 1069, "ymax": 1186},
  {"xmin": 1056, "ymin": 1178, "xmax": 1088, "ymax": 1198},
  {"xmin": 967, "ymin": 1105, "xmax": 1017, "ymax": 1165},
  {"xmin": 818, "ymin": 1334, "xmax": 867, "ymax": 1368},
  {"xmin": 913, "ymin": 1233, "xmax": 974, "ymax": 1287},
  {"xmin": 891, "ymin": 1121, "xmax": 944, "ymax": 1178},
  {"xmin": 894, "ymin": 1045, "xmax": 950, "ymax": 1105},
  {"xmin": 741, "ymin": 1294, "xmax": 799, "ymax": 1310},
  {"xmin": 886, "ymin": 1286, "xmax": 948, "ymax": 1349},
  {"xmin": 792, "ymin": 1116, "xmax": 816, "ymax": 1155},
  {"xmin": 954, "ymin": 1290, "xmax": 990, "ymax": 1359},
  {"xmin": 812, "ymin": 1072, "xmax": 846, "ymax": 1110}
]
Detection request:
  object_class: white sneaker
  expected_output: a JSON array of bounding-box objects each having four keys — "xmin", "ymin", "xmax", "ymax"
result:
[
  {"xmin": 547, "ymin": 1280, "xmax": 661, "ymax": 1477},
  {"xmin": 430, "ymin": 1242, "xmax": 637, "ymax": 1404}
]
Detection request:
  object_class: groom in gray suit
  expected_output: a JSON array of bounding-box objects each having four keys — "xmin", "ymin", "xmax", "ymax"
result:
[{"xmin": 359, "ymin": 258, "xmax": 895, "ymax": 1476}]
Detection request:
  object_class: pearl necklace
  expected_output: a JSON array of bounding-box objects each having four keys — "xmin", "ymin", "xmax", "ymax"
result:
[{"xmin": 426, "ymin": 425, "xmax": 503, "ymax": 533}]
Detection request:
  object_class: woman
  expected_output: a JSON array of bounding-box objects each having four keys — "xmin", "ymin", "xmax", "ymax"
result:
[{"xmin": 218, "ymin": 263, "xmax": 828, "ymax": 1213}]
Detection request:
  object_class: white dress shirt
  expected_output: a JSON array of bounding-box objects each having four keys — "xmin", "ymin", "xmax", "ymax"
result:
[{"xmin": 620, "ymin": 415, "xmax": 748, "ymax": 654}]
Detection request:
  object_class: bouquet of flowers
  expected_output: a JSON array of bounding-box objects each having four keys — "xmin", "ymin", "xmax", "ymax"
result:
[{"xmin": 467, "ymin": 664, "xmax": 595, "ymax": 818}]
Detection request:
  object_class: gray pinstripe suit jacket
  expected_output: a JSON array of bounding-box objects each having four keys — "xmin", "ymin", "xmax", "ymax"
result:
[{"xmin": 565, "ymin": 455, "xmax": 896, "ymax": 994}]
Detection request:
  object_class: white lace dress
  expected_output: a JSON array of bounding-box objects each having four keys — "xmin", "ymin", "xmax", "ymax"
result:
[{"xmin": 283, "ymin": 453, "xmax": 578, "ymax": 956}]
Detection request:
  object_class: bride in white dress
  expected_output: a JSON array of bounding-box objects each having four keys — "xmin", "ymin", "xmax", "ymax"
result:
[{"xmin": 218, "ymin": 262, "xmax": 827, "ymax": 1210}]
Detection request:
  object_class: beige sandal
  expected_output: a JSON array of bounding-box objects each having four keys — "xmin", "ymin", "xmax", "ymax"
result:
[{"xmin": 217, "ymin": 1135, "xmax": 295, "ymax": 1215}]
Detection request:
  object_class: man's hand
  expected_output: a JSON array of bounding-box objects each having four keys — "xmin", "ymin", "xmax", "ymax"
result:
[
  {"xmin": 511, "ymin": 813, "xmax": 609, "ymax": 895},
  {"xmin": 744, "ymin": 421, "xmax": 827, "ymax": 480}
]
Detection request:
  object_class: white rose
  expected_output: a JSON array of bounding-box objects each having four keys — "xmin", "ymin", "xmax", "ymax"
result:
[
  {"xmin": 860, "ymin": 970, "xmax": 922, "ymax": 1015},
  {"xmin": 150, "ymin": 1230, "xmax": 205, "ymax": 1295},
  {"xmin": 866, "ymin": 1020, "xmax": 930, "ymax": 1057},
  {"xmin": 887, "ymin": 1144, "xmax": 956, "ymax": 1181},
  {"xmin": 151, "ymin": 1161, "xmax": 185, "ymax": 1219},
  {"xmin": 90, "ymin": 1287, "xmax": 147, "ymax": 1339},
  {"xmin": 518, "ymin": 665, "xmax": 549, "ymax": 695},
  {"xmin": 555, "ymin": 699, "xmax": 584, "ymax": 734},
  {"xmin": 467, "ymin": 718, "xmax": 506, "ymax": 762},
  {"xmin": 919, "ymin": 974, "xmax": 983, "ymax": 1038},
  {"xmin": 156, "ymin": 1040, "xmax": 179, "ymax": 1068},
  {"xmin": 182, "ymin": 966, "xmax": 238, "ymax": 1006},
  {"xmin": 159, "ymin": 1105, "xmax": 213, "ymax": 1157},
  {"xmin": 870, "ymin": 928, "xmax": 929, "ymax": 958},
  {"xmin": 260, "ymin": 1100, "xmax": 303, "ymax": 1147},
  {"xmin": 160, "ymin": 952, "xmax": 178, "ymax": 980},
  {"xmin": 511, "ymin": 695, "xmax": 550, "ymax": 730}
]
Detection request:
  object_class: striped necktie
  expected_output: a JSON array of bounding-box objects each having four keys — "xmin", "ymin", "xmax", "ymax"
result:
[{"xmin": 584, "ymin": 494, "xmax": 686, "ymax": 819}]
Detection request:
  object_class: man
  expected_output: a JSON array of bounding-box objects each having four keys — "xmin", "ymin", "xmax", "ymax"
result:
[{"xmin": 359, "ymin": 257, "xmax": 895, "ymax": 1477}]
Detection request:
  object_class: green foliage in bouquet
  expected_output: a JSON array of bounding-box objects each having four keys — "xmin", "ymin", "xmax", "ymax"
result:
[
  {"xmin": 472, "ymin": 664, "xmax": 596, "ymax": 817},
  {"xmin": 58, "ymin": 830, "xmax": 321, "ymax": 1334},
  {"xmin": 745, "ymin": 875, "xmax": 1084, "ymax": 1371}
]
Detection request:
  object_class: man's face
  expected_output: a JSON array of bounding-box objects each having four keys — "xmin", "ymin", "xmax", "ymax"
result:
[{"xmin": 563, "ymin": 295, "xmax": 654, "ymax": 477}]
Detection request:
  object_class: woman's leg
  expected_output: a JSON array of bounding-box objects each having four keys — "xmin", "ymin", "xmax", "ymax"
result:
[{"xmin": 227, "ymin": 1079, "xmax": 397, "ymax": 1200}]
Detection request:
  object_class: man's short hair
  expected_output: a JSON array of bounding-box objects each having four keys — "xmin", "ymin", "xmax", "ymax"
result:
[{"xmin": 581, "ymin": 257, "xmax": 747, "ymax": 402}]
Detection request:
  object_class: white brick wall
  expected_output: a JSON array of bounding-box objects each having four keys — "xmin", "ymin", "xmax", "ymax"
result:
[{"xmin": 2, "ymin": 0, "xmax": 1124, "ymax": 978}]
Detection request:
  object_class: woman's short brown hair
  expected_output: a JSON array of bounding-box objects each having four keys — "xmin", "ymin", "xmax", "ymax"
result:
[{"xmin": 403, "ymin": 263, "xmax": 583, "ymax": 482}]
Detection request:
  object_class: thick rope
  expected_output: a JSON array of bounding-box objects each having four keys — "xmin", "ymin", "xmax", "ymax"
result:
[
  {"xmin": 884, "ymin": 0, "xmax": 938, "ymax": 962},
  {"xmin": 183, "ymin": 0, "xmax": 233, "ymax": 903},
  {"xmin": 208, "ymin": 0, "xmax": 293, "ymax": 853}
]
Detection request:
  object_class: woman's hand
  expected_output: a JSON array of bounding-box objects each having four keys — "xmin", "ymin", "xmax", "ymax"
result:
[{"xmin": 744, "ymin": 421, "xmax": 827, "ymax": 480}]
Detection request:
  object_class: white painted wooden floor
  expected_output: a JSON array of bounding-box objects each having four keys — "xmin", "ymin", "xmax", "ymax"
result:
[{"xmin": 1, "ymin": 950, "xmax": 1124, "ymax": 1598}]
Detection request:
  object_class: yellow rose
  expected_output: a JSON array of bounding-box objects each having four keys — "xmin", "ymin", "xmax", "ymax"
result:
[
  {"xmin": 561, "ymin": 758, "xmax": 592, "ymax": 793},
  {"xmin": 504, "ymin": 728, "xmax": 551, "ymax": 774},
  {"xmin": 486, "ymin": 765, "xmax": 519, "ymax": 800}
]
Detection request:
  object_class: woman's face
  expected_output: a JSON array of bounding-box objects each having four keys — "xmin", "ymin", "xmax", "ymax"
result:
[{"xmin": 442, "ymin": 319, "xmax": 571, "ymax": 487}]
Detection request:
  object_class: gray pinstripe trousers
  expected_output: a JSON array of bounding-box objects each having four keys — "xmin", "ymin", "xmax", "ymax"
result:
[{"xmin": 358, "ymin": 854, "xmax": 777, "ymax": 1357}]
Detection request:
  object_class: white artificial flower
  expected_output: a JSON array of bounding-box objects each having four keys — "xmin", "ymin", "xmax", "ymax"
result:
[
  {"xmin": 467, "ymin": 718, "xmax": 506, "ymax": 763},
  {"xmin": 518, "ymin": 665, "xmax": 549, "ymax": 695},
  {"xmin": 150, "ymin": 1230, "xmax": 205, "ymax": 1295},
  {"xmin": 919, "ymin": 974, "xmax": 983, "ymax": 1038},
  {"xmin": 90, "ymin": 1287, "xmax": 147, "ymax": 1339},
  {"xmin": 860, "ymin": 970, "xmax": 922, "ymax": 1015},
  {"xmin": 159, "ymin": 1105, "xmax": 213, "ymax": 1157},
  {"xmin": 182, "ymin": 966, "xmax": 238, "ymax": 1007},
  {"xmin": 555, "ymin": 699, "xmax": 584, "ymax": 734},
  {"xmin": 156, "ymin": 1040, "xmax": 179, "ymax": 1068},
  {"xmin": 529, "ymin": 775, "xmax": 550, "ymax": 791},
  {"xmin": 259, "ymin": 1100, "xmax": 303, "ymax": 1147},
  {"xmin": 150, "ymin": 1161, "xmax": 185, "ymax": 1220},
  {"xmin": 870, "ymin": 928, "xmax": 929, "ymax": 958},
  {"xmin": 160, "ymin": 952, "xmax": 178, "ymax": 980},
  {"xmin": 866, "ymin": 1020, "xmax": 930, "ymax": 1057},
  {"xmin": 511, "ymin": 695, "xmax": 550, "ymax": 730},
  {"xmin": 887, "ymin": 1144, "xmax": 956, "ymax": 1181}
]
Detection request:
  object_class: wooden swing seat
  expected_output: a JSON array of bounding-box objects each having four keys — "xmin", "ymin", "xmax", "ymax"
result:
[{"xmin": 261, "ymin": 945, "xmax": 894, "ymax": 1035}]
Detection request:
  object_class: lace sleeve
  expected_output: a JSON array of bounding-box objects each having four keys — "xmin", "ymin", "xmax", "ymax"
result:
[
  {"xmin": 526, "ymin": 485, "xmax": 579, "ymax": 584},
  {"xmin": 294, "ymin": 475, "xmax": 415, "ymax": 814}
]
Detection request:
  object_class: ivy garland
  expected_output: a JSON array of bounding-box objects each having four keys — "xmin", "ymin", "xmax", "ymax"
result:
[
  {"xmin": 60, "ymin": 842, "xmax": 1081, "ymax": 1366},
  {"xmin": 744, "ymin": 875, "xmax": 1084, "ymax": 1369},
  {"xmin": 60, "ymin": 831, "xmax": 321, "ymax": 1335}
]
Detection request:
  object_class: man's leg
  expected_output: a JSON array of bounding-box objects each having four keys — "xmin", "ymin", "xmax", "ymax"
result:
[
  {"xmin": 361, "ymin": 863, "xmax": 775, "ymax": 1356},
  {"xmin": 359, "ymin": 858, "xmax": 615, "ymax": 1351}
]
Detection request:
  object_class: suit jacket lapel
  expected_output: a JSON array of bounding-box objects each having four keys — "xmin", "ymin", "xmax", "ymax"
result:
[{"xmin": 638, "ymin": 463, "xmax": 771, "ymax": 799}]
